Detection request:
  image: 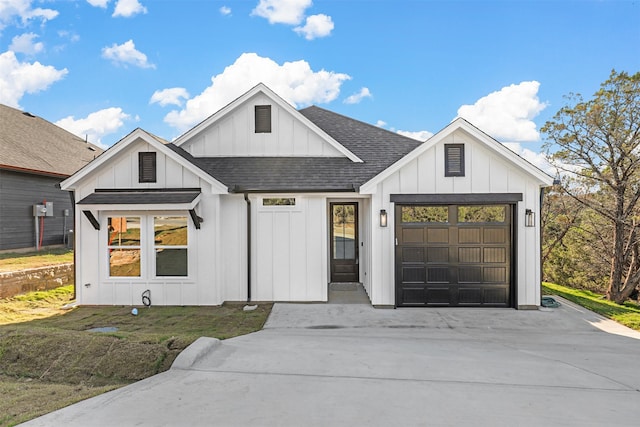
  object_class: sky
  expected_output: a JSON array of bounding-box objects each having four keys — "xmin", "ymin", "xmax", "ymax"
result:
[{"xmin": 1, "ymin": 0, "xmax": 639, "ymax": 172}]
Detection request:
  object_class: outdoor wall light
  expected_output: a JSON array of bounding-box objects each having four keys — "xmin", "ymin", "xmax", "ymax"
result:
[
  {"xmin": 525, "ymin": 209, "xmax": 535, "ymax": 227},
  {"xmin": 380, "ymin": 209, "xmax": 388, "ymax": 227}
]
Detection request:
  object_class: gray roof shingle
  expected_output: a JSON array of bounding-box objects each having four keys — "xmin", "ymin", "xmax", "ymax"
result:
[
  {"xmin": 0, "ymin": 104, "xmax": 104, "ymax": 176},
  {"xmin": 168, "ymin": 106, "xmax": 424, "ymax": 192}
]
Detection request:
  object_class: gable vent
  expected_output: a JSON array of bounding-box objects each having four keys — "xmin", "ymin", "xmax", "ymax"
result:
[
  {"xmin": 139, "ymin": 152, "xmax": 157, "ymax": 183},
  {"xmin": 445, "ymin": 144, "xmax": 465, "ymax": 177},
  {"xmin": 255, "ymin": 105, "xmax": 272, "ymax": 133}
]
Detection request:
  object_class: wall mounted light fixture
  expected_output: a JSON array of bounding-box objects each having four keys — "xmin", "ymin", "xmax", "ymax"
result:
[
  {"xmin": 525, "ymin": 209, "xmax": 535, "ymax": 227},
  {"xmin": 380, "ymin": 209, "xmax": 388, "ymax": 227}
]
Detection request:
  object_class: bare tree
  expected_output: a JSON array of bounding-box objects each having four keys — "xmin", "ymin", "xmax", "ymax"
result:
[{"xmin": 542, "ymin": 70, "xmax": 640, "ymax": 304}]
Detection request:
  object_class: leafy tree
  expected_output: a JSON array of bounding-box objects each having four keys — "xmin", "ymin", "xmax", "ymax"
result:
[{"xmin": 542, "ymin": 70, "xmax": 640, "ymax": 304}]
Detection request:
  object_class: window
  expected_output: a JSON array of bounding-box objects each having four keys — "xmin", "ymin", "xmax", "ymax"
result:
[
  {"xmin": 445, "ymin": 144, "xmax": 465, "ymax": 177},
  {"xmin": 108, "ymin": 217, "xmax": 141, "ymax": 277},
  {"xmin": 255, "ymin": 105, "xmax": 272, "ymax": 133},
  {"xmin": 401, "ymin": 206, "xmax": 449, "ymax": 223},
  {"xmin": 139, "ymin": 152, "xmax": 157, "ymax": 183},
  {"xmin": 263, "ymin": 197, "xmax": 295, "ymax": 206},
  {"xmin": 458, "ymin": 205, "xmax": 506, "ymax": 223},
  {"xmin": 154, "ymin": 216, "xmax": 188, "ymax": 276}
]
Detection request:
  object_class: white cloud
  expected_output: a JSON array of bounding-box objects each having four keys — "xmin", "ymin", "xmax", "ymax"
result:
[
  {"xmin": 0, "ymin": 50, "xmax": 67, "ymax": 108},
  {"xmin": 294, "ymin": 13, "xmax": 333, "ymax": 39},
  {"xmin": 101, "ymin": 39, "xmax": 155, "ymax": 69},
  {"xmin": 112, "ymin": 0, "xmax": 147, "ymax": 18},
  {"xmin": 220, "ymin": 6, "xmax": 231, "ymax": 16},
  {"xmin": 343, "ymin": 87, "xmax": 372, "ymax": 104},
  {"xmin": 457, "ymin": 81, "xmax": 547, "ymax": 142},
  {"xmin": 397, "ymin": 130, "xmax": 434, "ymax": 141},
  {"xmin": 164, "ymin": 52, "xmax": 350, "ymax": 132},
  {"xmin": 502, "ymin": 142, "xmax": 555, "ymax": 175},
  {"xmin": 251, "ymin": 0, "xmax": 311, "ymax": 25},
  {"xmin": 150, "ymin": 87, "xmax": 190, "ymax": 107},
  {"xmin": 55, "ymin": 107, "xmax": 130, "ymax": 148},
  {"xmin": 0, "ymin": 0, "xmax": 58, "ymax": 31},
  {"xmin": 9, "ymin": 32, "xmax": 43, "ymax": 55},
  {"xmin": 87, "ymin": 0, "xmax": 109, "ymax": 7},
  {"xmin": 375, "ymin": 120, "xmax": 387, "ymax": 128}
]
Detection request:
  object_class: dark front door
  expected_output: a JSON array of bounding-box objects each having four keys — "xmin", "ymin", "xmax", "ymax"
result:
[
  {"xmin": 330, "ymin": 202, "xmax": 359, "ymax": 282},
  {"xmin": 395, "ymin": 204, "xmax": 512, "ymax": 307}
]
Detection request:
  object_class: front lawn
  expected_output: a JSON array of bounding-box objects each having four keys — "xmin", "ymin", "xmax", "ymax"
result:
[
  {"xmin": 543, "ymin": 282, "xmax": 640, "ymax": 331},
  {"xmin": 0, "ymin": 285, "xmax": 272, "ymax": 427}
]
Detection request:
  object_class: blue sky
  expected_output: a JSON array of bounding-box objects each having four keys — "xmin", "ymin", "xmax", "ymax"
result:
[{"xmin": 1, "ymin": 0, "xmax": 639, "ymax": 169}]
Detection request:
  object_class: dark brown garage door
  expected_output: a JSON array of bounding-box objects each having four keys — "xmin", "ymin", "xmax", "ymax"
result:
[{"xmin": 395, "ymin": 204, "xmax": 512, "ymax": 307}]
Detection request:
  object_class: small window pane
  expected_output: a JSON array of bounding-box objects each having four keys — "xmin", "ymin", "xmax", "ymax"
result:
[
  {"xmin": 109, "ymin": 249, "xmax": 141, "ymax": 277},
  {"xmin": 263, "ymin": 198, "xmax": 295, "ymax": 206},
  {"xmin": 458, "ymin": 205, "xmax": 506, "ymax": 223},
  {"xmin": 332, "ymin": 204, "xmax": 356, "ymax": 260},
  {"xmin": 401, "ymin": 206, "xmax": 448, "ymax": 223},
  {"xmin": 156, "ymin": 249, "xmax": 188, "ymax": 276},
  {"xmin": 108, "ymin": 217, "xmax": 141, "ymax": 246},
  {"xmin": 154, "ymin": 216, "xmax": 188, "ymax": 245}
]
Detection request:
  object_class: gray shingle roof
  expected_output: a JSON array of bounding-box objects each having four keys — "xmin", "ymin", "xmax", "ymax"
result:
[
  {"xmin": 168, "ymin": 106, "xmax": 423, "ymax": 192},
  {"xmin": 78, "ymin": 189, "xmax": 200, "ymax": 205},
  {"xmin": 0, "ymin": 104, "xmax": 104, "ymax": 176}
]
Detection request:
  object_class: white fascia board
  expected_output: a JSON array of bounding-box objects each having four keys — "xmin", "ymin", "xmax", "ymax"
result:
[
  {"xmin": 360, "ymin": 118, "xmax": 554, "ymax": 194},
  {"xmin": 60, "ymin": 128, "xmax": 228, "ymax": 194},
  {"xmin": 173, "ymin": 83, "xmax": 363, "ymax": 163}
]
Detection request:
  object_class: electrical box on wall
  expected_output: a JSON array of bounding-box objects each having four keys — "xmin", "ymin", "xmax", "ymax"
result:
[{"xmin": 33, "ymin": 202, "xmax": 54, "ymax": 217}]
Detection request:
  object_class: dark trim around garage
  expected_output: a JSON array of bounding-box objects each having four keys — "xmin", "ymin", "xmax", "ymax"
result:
[{"xmin": 390, "ymin": 193, "xmax": 523, "ymax": 204}]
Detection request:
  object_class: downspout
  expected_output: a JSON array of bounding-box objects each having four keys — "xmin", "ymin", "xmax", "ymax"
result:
[
  {"xmin": 244, "ymin": 192, "xmax": 251, "ymax": 302},
  {"xmin": 69, "ymin": 190, "xmax": 76, "ymax": 301}
]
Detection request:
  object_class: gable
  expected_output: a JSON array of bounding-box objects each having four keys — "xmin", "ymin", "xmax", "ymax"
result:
[
  {"xmin": 176, "ymin": 84, "xmax": 361, "ymax": 161},
  {"xmin": 61, "ymin": 129, "xmax": 227, "ymax": 197},
  {"xmin": 360, "ymin": 118, "xmax": 553, "ymax": 194}
]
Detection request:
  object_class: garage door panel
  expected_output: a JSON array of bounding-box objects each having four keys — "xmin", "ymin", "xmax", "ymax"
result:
[
  {"xmin": 427, "ymin": 228, "xmax": 449, "ymax": 243},
  {"xmin": 458, "ymin": 247, "xmax": 481, "ymax": 263},
  {"xmin": 402, "ymin": 228, "xmax": 425, "ymax": 243},
  {"xmin": 458, "ymin": 228, "xmax": 481, "ymax": 243},
  {"xmin": 458, "ymin": 266, "xmax": 482, "ymax": 283},
  {"xmin": 397, "ymin": 204, "xmax": 512, "ymax": 308},
  {"xmin": 483, "ymin": 247, "xmax": 506, "ymax": 263},
  {"xmin": 483, "ymin": 228, "xmax": 507, "ymax": 243},
  {"xmin": 427, "ymin": 267, "xmax": 449, "ymax": 283},
  {"xmin": 402, "ymin": 247, "xmax": 425, "ymax": 263},
  {"xmin": 483, "ymin": 267, "xmax": 507, "ymax": 283},
  {"xmin": 427, "ymin": 247, "xmax": 449, "ymax": 262},
  {"xmin": 402, "ymin": 266, "xmax": 426, "ymax": 283}
]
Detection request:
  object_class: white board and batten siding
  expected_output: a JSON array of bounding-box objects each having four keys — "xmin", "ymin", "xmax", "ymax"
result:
[
  {"xmin": 365, "ymin": 128, "xmax": 547, "ymax": 308},
  {"xmin": 73, "ymin": 138, "xmax": 222, "ymax": 306},
  {"xmin": 180, "ymin": 93, "xmax": 344, "ymax": 158}
]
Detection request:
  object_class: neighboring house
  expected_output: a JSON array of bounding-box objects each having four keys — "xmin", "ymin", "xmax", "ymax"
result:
[
  {"xmin": 0, "ymin": 104, "xmax": 103, "ymax": 251},
  {"xmin": 61, "ymin": 84, "xmax": 553, "ymax": 308}
]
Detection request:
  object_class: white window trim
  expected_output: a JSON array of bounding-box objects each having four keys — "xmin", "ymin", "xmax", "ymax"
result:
[{"xmin": 102, "ymin": 211, "xmax": 194, "ymax": 282}]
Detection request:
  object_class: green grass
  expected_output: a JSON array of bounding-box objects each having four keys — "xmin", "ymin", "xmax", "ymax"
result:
[
  {"xmin": 543, "ymin": 282, "xmax": 640, "ymax": 331},
  {"xmin": 0, "ymin": 286, "xmax": 272, "ymax": 427},
  {"xmin": 0, "ymin": 248, "xmax": 73, "ymax": 272}
]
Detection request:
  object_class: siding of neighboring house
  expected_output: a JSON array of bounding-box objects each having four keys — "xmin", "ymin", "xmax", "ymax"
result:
[{"xmin": 0, "ymin": 169, "xmax": 73, "ymax": 251}]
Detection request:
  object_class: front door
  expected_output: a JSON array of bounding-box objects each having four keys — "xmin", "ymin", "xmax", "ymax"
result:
[{"xmin": 330, "ymin": 202, "xmax": 359, "ymax": 282}]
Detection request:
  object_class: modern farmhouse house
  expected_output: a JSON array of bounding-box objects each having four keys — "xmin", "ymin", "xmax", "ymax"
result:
[{"xmin": 61, "ymin": 84, "xmax": 553, "ymax": 308}]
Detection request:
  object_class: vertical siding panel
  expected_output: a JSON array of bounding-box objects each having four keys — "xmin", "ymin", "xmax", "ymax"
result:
[
  {"xmin": 290, "ymin": 210, "xmax": 306, "ymax": 300},
  {"xmin": 256, "ymin": 211, "xmax": 274, "ymax": 300}
]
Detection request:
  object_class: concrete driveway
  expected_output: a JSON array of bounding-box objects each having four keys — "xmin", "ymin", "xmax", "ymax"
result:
[{"xmin": 23, "ymin": 297, "xmax": 640, "ymax": 426}]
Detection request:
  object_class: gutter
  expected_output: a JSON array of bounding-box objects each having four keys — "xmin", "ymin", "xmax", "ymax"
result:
[{"xmin": 244, "ymin": 193, "xmax": 251, "ymax": 302}]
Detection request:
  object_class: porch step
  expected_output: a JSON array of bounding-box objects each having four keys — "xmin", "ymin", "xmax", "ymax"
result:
[{"xmin": 328, "ymin": 282, "xmax": 370, "ymax": 304}]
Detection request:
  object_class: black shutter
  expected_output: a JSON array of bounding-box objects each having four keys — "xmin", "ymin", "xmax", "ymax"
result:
[
  {"xmin": 139, "ymin": 152, "xmax": 157, "ymax": 183},
  {"xmin": 445, "ymin": 144, "xmax": 465, "ymax": 177},
  {"xmin": 255, "ymin": 105, "xmax": 272, "ymax": 133}
]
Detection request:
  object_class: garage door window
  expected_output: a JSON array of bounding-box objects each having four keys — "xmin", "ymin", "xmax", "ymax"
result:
[
  {"xmin": 401, "ymin": 206, "xmax": 448, "ymax": 223},
  {"xmin": 458, "ymin": 205, "xmax": 506, "ymax": 223}
]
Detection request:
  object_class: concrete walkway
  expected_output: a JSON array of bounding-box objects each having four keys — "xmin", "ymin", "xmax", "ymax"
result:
[{"xmin": 22, "ymin": 297, "xmax": 640, "ymax": 426}]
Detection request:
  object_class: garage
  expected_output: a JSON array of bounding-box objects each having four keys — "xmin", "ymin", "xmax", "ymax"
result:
[{"xmin": 395, "ymin": 202, "xmax": 514, "ymax": 307}]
